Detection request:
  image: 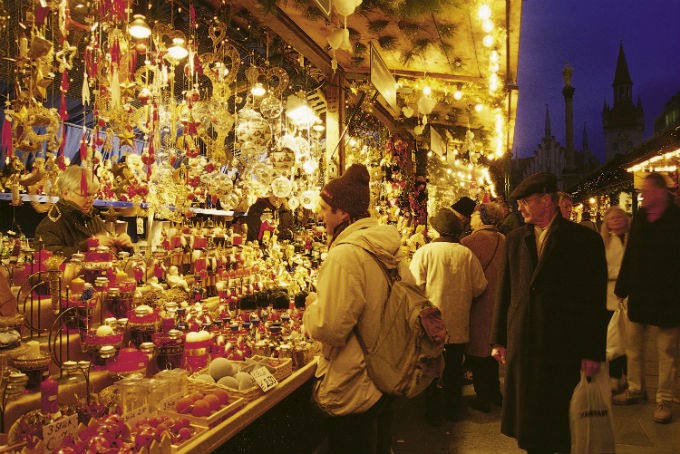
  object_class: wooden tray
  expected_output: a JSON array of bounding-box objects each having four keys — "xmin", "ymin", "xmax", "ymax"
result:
[{"xmin": 163, "ymin": 396, "xmax": 244, "ymax": 428}]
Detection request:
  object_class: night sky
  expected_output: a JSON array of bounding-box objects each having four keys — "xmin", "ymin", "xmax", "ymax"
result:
[{"xmin": 513, "ymin": 0, "xmax": 680, "ymax": 162}]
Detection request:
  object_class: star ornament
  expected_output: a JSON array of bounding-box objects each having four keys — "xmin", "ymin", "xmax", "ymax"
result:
[{"xmin": 118, "ymin": 127, "xmax": 136, "ymax": 149}]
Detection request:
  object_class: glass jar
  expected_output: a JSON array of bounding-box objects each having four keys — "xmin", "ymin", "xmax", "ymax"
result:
[
  {"xmin": 139, "ymin": 342, "xmax": 157, "ymax": 376},
  {"xmin": 128, "ymin": 306, "xmax": 160, "ymax": 347},
  {"xmin": 59, "ymin": 360, "xmax": 85, "ymax": 387},
  {"xmin": 105, "ymin": 288, "xmax": 128, "ymax": 319},
  {"xmin": 154, "ymin": 329, "xmax": 184, "ymax": 371},
  {"xmin": 96, "ymin": 345, "xmax": 117, "ymax": 368}
]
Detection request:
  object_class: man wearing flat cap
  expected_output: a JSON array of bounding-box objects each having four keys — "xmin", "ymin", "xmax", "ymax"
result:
[{"xmin": 490, "ymin": 172, "xmax": 608, "ymax": 454}]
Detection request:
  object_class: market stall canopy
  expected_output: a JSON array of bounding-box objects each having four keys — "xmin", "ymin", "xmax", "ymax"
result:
[{"xmin": 224, "ymin": 0, "xmax": 521, "ymax": 151}]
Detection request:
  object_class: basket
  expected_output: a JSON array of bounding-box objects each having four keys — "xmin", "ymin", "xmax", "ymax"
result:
[
  {"xmin": 163, "ymin": 380, "xmax": 245, "ymax": 428},
  {"xmin": 249, "ymin": 355, "xmax": 293, "ymax": 381},
  {"xmin": 189, "ymin": 364, "xmax": 263, "ymax": 403}
]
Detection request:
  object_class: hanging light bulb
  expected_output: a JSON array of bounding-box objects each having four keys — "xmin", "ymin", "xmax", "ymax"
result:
[
  {"xmin": 128, "ymin": 14, "xmax": 151, "ymax": 40},
  {"xmin": 423, "ymin": 85, "xmax": 432, "ymax": 95},
  {"xmin": 482, "ymin": 34, "xmax": 494, "ymax": 48},
  {"xmin": 478, "ymin": 4, "xmax": 492, "ymax": 20},
  {"xmin": 251, "ymin": 82, "xmax": 266, "ymax": 97},
  {"xmin": 167, "ymin": 38, "xmax": 189, "ymax": 61},
  {"xmin": 453, "ymin": 84, "xmax": 463, "ymax": 101}
]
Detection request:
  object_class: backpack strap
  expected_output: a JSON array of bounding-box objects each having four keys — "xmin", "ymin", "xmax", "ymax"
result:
[{"xmin": 348, "ymin": 245, "xmax": 397, "ymax": 356}]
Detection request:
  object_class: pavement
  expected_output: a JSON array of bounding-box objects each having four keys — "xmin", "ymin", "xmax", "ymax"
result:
[{"xmin": 390, "ymin": 383, "xmax": 680, "ymax": 454}]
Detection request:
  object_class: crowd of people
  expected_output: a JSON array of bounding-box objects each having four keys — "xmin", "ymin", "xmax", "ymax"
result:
[
  {"xmin": 18, "ymin": 162, "xmax": 679, "ymax": 454},
  {"xmin": 304, "ymin": 166, "xmax": 679, "ymax": 454}
]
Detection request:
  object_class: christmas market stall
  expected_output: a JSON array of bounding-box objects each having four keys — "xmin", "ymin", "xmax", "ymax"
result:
[{"xmin": 0, "ymin": 0, "xmax": 521, "ymax": 452}]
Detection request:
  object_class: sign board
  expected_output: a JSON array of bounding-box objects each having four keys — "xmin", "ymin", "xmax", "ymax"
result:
[
  {"xmin": 313, "ymin": 0, "xmax": 331, "ymax": 17},
  {"xmin": 250, "ymin": 366, "xmax": 279, "ymax": 392},
  {"xmin": 42, "ymin": 413, "xmax": 78, "ymax": 452},
  {"xmin": 370, "ymin": 42, "xmax": 398, "ymax": 114}
]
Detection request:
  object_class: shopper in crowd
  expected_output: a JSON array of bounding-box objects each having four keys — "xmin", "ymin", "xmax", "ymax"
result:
[
  {"xmin": 579, "ymin": 210, "xmax": 598, "ymax": 231},
  {"xmin": 498, "ymin": 201, "xmax": 522, "ymax": 234},
  {"xmin": 490, "ymin": 172, "xmax": 608, "ymax": 454},
  {"xmin": 303, "ymin": 164, "xmax": 404, "ymax": 454},
  {"xmin": 557, "ymin": 192, "xmax": 574, "ymax": 220},
  {"xmin": 613, "ymin": 172, "xmax": 680, "ymax": 424},
  {"xmin": 410, "ymin": 207, "xmax": 487, "ymax": 424},
  {"xmin": 461, "ymin": 202, "xmax": 505, "ymax": 413},
  {"xmin": 35, "ymin": 165, "xmax": 133, "ymax": 258},
  {"xmin": 245, "ymin": 194, "xmax": 293, "ymax": 244},
  {"xmin": 450, "ymin": 196, "xmax": 477, "ymax": 237},
  {"xmin": 600, "ymin": 206, "xmax": 631, "ymax": 394}
]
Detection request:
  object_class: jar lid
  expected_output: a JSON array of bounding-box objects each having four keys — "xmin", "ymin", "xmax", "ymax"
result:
[
  {"xmin": 71, "ymin": 253, "xmax": 85, "ymax": 262},
  {"xmin": 108, "ymin": 287, "xmax": 121, "ymax": 296},
  {"xmin": 167, "ymin": 329, "xmax": 183, "ymax": 339},
  {"xmin": 118, "ymin": 251, "xmax": 130, "ymax": 260},
  {"xmin": 77, "ymin": 360, "xmax": 91, "ymax": 369},
  {"xmin": 104, "ymin": 317, "xmax": 118, "ymax": 326},
  {"xmin": 62, "ymin": 360, "xmax": 78, "ymax": 371},
  {"xmin": 165, "ymin": 301, "xmax": 178, "ymax": 311},
  {"xmin": 99, "ymin": 345, "xmax": 116, "ymax": 358},
  {"xmin": 139, "ymin": 342, "xmax": 156, "ymax": 353}
]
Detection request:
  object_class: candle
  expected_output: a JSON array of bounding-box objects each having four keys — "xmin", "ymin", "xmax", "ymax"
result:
[{"xmin": 69, "ymin": 277, "xmax": 86, "ymax": 294}]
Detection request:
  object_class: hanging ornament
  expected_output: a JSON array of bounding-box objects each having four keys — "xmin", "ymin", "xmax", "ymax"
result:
[
  {"xmin": 334, "ymin": 0, "xmax": 362, "ymax": 17},
  {"xmin": 327, "ymin": 28, "xmax": 352, "ymax": 53},
  {"xmin": 271, "ymin": 176, "xmax": 293, "ymax": 198},
  {"xmin": 260, "ymin": 95, "xmax": 283, "ymax": 119},
  {"xmin": 299, "ymin": 190, "xmax": 319, "ymax": 210}
]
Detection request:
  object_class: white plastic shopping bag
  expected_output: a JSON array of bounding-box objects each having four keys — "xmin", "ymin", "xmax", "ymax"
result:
[{"xmin": 569, "ymin": 367, "xmax": 616, "ymax": 453}]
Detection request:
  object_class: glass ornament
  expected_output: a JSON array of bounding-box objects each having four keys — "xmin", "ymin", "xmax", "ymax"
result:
[
  {"xmin": 271, "ymin": 176, "xmax": 293, "ymax": 198},
  {"xmin": 259, "ymin": 95, "xmax": 284, "ymax": 119}
]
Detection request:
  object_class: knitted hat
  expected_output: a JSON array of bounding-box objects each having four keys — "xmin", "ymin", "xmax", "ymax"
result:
[
  {"xmin": 320, "ymin": 164, "xmax": 371, "ymax": 218},
  {"xmin": 430, "ymin": 207, "xmax": 463, "ymax": 237},
  {"xmin": 451, "ymin": 196, "xmax": 476, "ymax": 218}
]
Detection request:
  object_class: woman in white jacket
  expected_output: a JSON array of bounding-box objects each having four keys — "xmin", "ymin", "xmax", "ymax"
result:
[{"xmin": 600, "ymin": 206, "xmax": 631, "ymax": 393}]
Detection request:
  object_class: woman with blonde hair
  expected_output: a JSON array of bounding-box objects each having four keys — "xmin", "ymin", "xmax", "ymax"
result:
[
  {"xmin": 35, "ymin": 165, "xmax": 133, "ymax": 257},
  {"xmin": 600, "ymin": 206, "xmax": 631, "ymax": 393}
]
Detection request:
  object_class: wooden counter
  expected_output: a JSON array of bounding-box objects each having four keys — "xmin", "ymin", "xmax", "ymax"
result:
[{"xmin": 178, "ymin": 358, "xmax": 317, "ymax": 453}]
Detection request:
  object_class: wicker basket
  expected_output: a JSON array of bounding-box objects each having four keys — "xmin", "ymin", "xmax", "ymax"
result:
[
  {"xmin": 164, "ymin": 380, "xmax": 245, "ymax": 428},
  {"xmin": 189, "ymin": 365, "xmax": 263, "ymax": 403},
  {"xmin": 248, "ymin": 355, "xmax": 293, "ymax": 381}
]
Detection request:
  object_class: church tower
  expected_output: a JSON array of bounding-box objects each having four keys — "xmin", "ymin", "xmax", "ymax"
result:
[{"xmin": 602, "ymin": 42, "xmax": 645, "ymax": 162}]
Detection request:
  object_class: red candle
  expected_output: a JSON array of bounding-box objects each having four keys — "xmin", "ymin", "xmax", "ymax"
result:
[{"xmin": 40, "ymin": 377, "xmax": 59, "ymax": 414}]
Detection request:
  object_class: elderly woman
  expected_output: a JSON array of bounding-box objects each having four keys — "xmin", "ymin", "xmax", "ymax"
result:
[
  {"xmin": 35, "ymin": 166, "xmax": 132, "ymax": 258},
  {"xmin": 461, "ymin": 202, "xmax": 506, "ymax": 412},
  {"xmin": 600, "ymin": 206, "xmax": 631, "ymax": 393}
]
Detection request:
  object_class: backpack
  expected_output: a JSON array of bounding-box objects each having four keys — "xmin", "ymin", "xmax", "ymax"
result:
[{"xmin": 352, "ymin": 247, "xmax": 447, "ymax": 398}]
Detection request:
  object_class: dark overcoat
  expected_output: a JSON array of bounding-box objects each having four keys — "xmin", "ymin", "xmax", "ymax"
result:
[
  {"xmin": 490, "ymin": 214, "xmax": 608, "ymax": 452},
  {"xmin": 615, "ymin": 203, "xmax": 680, "ymax": 327}
]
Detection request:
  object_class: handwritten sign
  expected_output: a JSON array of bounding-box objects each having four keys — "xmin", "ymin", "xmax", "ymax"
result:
[
  {"xmin": 158, "ymin": 393, "xmax": 181, "ymax": 411},
  {"xmin": 121, "ymin": 404, "xmax": 149, "ymax": 425},
  {"xmin": 250, "ymin": 366, "xmax": 278, "ymax": 392},
  {"xmin": 42, "ymin": 413, "xmax": 78, "ymax": 452}
]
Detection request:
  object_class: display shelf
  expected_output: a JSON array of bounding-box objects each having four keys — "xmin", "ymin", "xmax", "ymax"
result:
[
  {"xmin": 0, "ymin": 193, "xmax": 236, "ymax": 217},
  {"xmin": 176, "ymin": 358, "xmax": 317, "ymax": 454}
]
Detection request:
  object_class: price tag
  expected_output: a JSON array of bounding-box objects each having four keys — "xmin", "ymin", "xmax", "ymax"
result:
[
  {"xmin": 121, "ymin": 404, "xmax": 149, "ymax": 425},
  {"xmin": 158, "ymin": 392, "xmax": 181, "ymax": 411},
  {"xmin": 250, "ymin": 366, "xmax": 278, "ymax": 392},
  {"xmin": 42, "ymin": 413, "xmax": 78, "ymax": 452},
  {"xmin": 136, "ymin": 217, "xmax": 145, "ymax": 235}
]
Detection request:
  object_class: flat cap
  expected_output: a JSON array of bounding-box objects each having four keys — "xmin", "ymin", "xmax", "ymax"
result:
[{"xmin": 510, "ymin": 172, "xmax": 558, "ymax": 200}]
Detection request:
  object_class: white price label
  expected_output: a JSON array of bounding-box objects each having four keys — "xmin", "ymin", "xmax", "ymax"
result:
[
  {"xmin": 42, "ymin": 413, "xmax": 78, "ymax": 452},
  {"xmin": 136, "ymin": 217, "xmax": 145, "ymax": 235},
  {"xmin": 250, "ymin": 366, "xmax": 278, "ymax": 392},
  {"xmin": 121, "ymin": 404, "xmax": 149, "ymax": 425},
  {"xmin": 158, "ymin": 392, "xmax": 181, "ymax": 411}
]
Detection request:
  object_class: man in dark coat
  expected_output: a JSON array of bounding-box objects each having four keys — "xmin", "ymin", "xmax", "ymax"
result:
[
  {"xmin": 490, "ymin": 172, "xmax": 608, "ymax": 454},
  {"xmin": 613, "ymin": 172, "xmax": 680, "ymax": 423}
]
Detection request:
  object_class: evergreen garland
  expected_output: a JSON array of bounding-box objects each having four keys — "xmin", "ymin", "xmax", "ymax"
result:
[{"xmin": 378, "ymin": 35, "xmax": 398, "ymax": 50}]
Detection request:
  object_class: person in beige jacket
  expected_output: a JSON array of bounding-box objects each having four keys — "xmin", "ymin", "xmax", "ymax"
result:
[
  {"xmin": 409, "ymin": 207, "xmax": 487, "ymax": 424},
  {"xmin": 303, "ymin": 164, "xmax": 408, "ymax": 454}
]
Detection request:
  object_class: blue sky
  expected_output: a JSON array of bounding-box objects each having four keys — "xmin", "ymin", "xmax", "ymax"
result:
[{"xmin": 513, "ymin": 0, "xmax": 680, "ymax": 162}]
